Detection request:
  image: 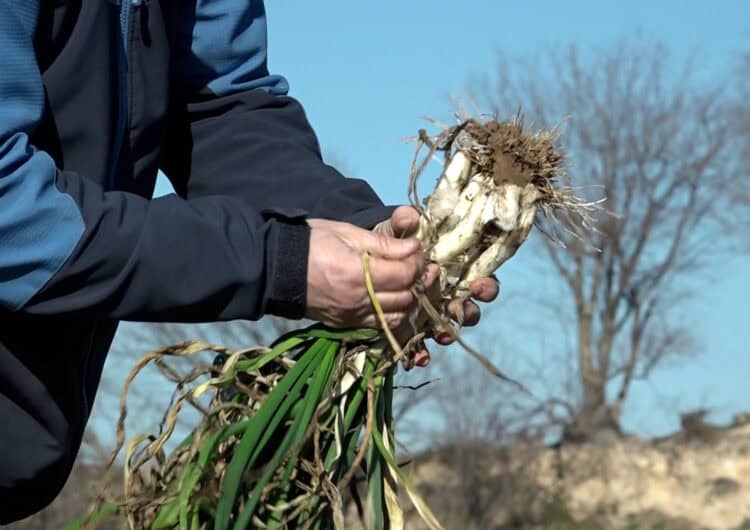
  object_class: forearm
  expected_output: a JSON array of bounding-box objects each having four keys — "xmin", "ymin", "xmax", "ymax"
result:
[{"xmin": 18, "ymin": 170, "xmax": 309, "ymax": 322}]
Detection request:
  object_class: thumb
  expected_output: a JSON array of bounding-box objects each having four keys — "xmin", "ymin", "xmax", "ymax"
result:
[
  {"xmin": 390, "ymin": 206, "xmax": 421, "ymax": 237},
  {"xmin": 358, "ymin": 229, "xmax": 421, "ymax": 259}
]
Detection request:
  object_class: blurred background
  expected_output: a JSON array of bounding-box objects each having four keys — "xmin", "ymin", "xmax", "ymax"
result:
[{"xmin": 10, "ymin": 1, "xmax": 750, "ymax": 529}]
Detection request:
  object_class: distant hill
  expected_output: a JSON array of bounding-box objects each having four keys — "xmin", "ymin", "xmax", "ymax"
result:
[{"xmin": 9, "ymin": 415, "xmax": 750, "ymax": 530}]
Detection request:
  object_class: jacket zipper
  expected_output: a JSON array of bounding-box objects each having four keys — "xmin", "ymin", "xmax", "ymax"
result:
[
  {"xmin": 82, "ymin": 0, "xmax": 138, "ymax": 419},
  {"xmin": 107, "ymin": 0, "xmax": 136, "ymax": 189}
]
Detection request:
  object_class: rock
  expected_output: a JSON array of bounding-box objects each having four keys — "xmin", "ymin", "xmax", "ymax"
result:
[{"xmin": 707, "ymin": 477, "xmax": 742, "ymax": 498}]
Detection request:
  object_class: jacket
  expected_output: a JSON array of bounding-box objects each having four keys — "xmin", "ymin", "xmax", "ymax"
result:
[{"xmin": 0, "ymin": 0, "xmax": 391, "ymax": 521}]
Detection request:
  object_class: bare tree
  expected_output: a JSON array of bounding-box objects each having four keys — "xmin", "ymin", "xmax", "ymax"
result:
[
  {"xmin": 469, "ymin": 39, "xmax": 747, "ymax": 440},
  {"xmin": 739, "ymin": 50, "xmax": 750, "ymax": 152},
  {"xmin": 732, "ymin": 51, "xmax": 750, "ymax": 214}
]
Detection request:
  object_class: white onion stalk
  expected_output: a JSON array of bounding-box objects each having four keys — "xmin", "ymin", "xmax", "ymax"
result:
[
  {"xmin": 429, "ymin": 188, "xmax": 490, "ymax": 263},
  {"xmin": 437, "ymin": 173, "xmax": 484, "ymax": 234},
  {"xmin": 456, "ymin": 182, "xmax": 539, "ymax": 285},
  {"xmin": 425, "ymin": 151, "xmax": 472, "ymax": 226}
]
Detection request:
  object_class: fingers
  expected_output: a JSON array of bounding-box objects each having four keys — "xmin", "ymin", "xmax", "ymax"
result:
[
  {"xmin": 436, "ymin": 275, "xmax": 495, "ymax": 339},
  {"xmin": 414, "ymin": 349, "xmax": 431, "ymax": 367},
  {"xmin": 366, "ymin": 252, "xmax": 423, "ymax": 291},
  {"xmin": 361, "ymin": 311, "xmax": 411, "ymax": 330},
  {"xmin": 308, "ymin": 215, "xmax": 497, "ymax": 352},
  {"xmin": 461, "ymin": 300, "xmax": 481, "ymax": 326},
  {"xmin": 307, "ymin": 217, "xmax": 427, "ymax": 332},
  {"xmin": 433, "ymin": 299, "xmax": 480, "ymax": 347},
  {"xmin": 434, "ymin": 331, "xmax": 453, "ymax": 345},
  {"xmin": 420, "ymin": 263, "xmax": 441, "ymax": 299},
  {"xmin": 445, "ymin": 298, "xmax": 481, "ymax": 327},
  {"xmin": 370, "ymin": 290, "xmax": 417, "ymax": 313},
  {"xmin": 355, "ymin": 227, "xmax": 420, "ymax": 260},
  {"xmin": 365, "ymin": 262, "xmax": 437, "ymax": 328},
  {"xmin": 469, "ymin": 276, "xmax": 499, "ymax": 302},
  {"xmin": 371, "ymin": 207, "xmax": 420, "ymax": 243},
  {"xmin": 389, "ymin": 206, "xmax": 421, "ymax": 237}
]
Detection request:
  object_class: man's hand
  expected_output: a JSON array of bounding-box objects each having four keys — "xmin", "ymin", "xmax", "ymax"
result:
[
  {"xmin": 305, "ymin": 207, "xmax": 499, "ymax": 368},
  {"xmin": 305, "ymin": 218, "xmax": 427, "ymax": 329},
  {"xmin": 373, "ymin": 206, "xmax": 500, "ymax": 366}
]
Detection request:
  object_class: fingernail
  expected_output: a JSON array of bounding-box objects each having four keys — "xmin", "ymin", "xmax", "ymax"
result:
[{"xmin": 416, "ymin": 355, "xmax": 430, "ymax": 367}]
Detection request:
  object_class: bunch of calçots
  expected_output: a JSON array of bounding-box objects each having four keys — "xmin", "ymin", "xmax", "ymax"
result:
[{"xmin": 68, "ymin": 115, "xmax": 593, "ymax": 530}]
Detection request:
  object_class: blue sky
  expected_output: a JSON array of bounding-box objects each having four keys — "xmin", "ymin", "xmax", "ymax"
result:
[{"xmin": 148, "ymin": 0, "xmax": 750, "ymax": 437}]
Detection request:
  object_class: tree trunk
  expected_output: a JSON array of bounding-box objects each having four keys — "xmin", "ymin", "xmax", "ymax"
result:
[{"xmin": 563, "ymin": 379, "xmax": 621, "ymax": 443}]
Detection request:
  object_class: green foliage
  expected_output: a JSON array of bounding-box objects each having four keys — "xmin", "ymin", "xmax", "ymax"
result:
[{"xmin": 64, "ymin": 323, "xmax": 435, "ymax": 530}]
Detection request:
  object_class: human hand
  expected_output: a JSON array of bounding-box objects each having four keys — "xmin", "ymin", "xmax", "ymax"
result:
[
  {"xmin": 373, "ymin": 206, "xmax": 500, "ymax": 366},
  {"xmin": 305, "ymin": 218, "xmax": 427, "ymax": 330}
]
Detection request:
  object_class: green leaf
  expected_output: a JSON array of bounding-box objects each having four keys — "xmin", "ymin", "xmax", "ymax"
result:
[
  {"xmin": 233, "ymin": 334, "xmax": 310, "ymax": 373},
  {"xmin": 235, "ymin": 340, "xmax": 339, "ymax": 530},
  {"xmin": 284, "ymin": 340, "xmax": 338, "ymax": 479},
  {"xmin": 293, "ymin": 354, "xmax": 376, "ymax": 525},
  {"xmin": 267, "ymin": 342, "xmax": 338, "ymax": 529},
  {"xmin": 268, "ymin": 325, "xmax": 315, "ymax": 346},
  {"xmin": 151, "ymin": 502, "xmax": 180, "ymax": 530},
  {"xmin": 60, "ymin": 503, "xmax": 119, "ymax": 530},
  {"xmin": 190, "ymin": 508, "xmax": 201, "ymax": 530},
  {"xmin": 177, "ymin": 418, "xmax": 254, "ymax": 529},
  {"xmin": 366, "ymin": 433, "xmax": 385, "ymax": 530},
  {"xmin": 303, "ymin": 325, "xmax": 380, "ymax": 342},
  {"xmin": 214, "ymin": 338, "xmax": 329, "ymax": 530}
]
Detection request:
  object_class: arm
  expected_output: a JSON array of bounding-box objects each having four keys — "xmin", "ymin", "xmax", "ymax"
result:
[
  {"xmin": 161, "ymin": 0, "xmax": 394, "ymax": 229},
  {"xmin": 0, "ymin": 1, "xmax": 307, "ymax": 322},
  {"xmin": 156, "ymin": 0, "xmax": 496, "ymax": 352}
]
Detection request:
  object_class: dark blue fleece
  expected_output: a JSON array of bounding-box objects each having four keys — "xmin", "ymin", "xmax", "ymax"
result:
[{"xmin": 0, "ymin": 0, "xmax": 392, "ymax": 521}]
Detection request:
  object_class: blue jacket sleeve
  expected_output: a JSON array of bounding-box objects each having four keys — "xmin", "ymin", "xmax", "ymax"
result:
[
  {"xmin": 161, "ymin": 0, "xmax": 394, "ymax": 229},
  {"xmin": 0, "ymin": 1, "xmax": 307, "ymax": 322}
]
